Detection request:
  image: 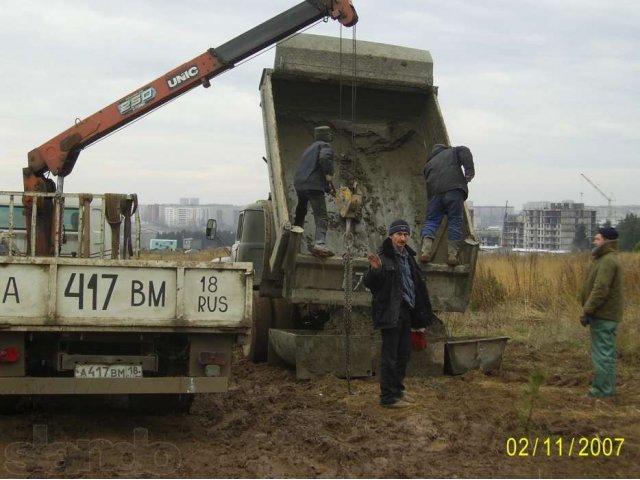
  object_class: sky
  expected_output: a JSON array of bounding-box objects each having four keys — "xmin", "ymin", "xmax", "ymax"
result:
[{"xmin": 0, "ymin": 1, "xmax": 638, "ymax": 211}]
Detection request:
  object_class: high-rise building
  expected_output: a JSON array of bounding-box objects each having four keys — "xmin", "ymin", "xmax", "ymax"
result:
[
  {"xmin": 139, "ymin": 201, "xmax": 240, "ymax": 231},
  {"xmin": 502, "ymin": 201, "xmax": 596, "ymax": 251}
]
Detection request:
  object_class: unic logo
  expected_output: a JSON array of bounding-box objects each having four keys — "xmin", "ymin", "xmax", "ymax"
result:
[
  {"xmin": 167, "ymin": 66, "xmax": 199, "ymax": 89},
  {"xmin": 117, "ymin": 87, "xmax": 157, "ymax": 115}
]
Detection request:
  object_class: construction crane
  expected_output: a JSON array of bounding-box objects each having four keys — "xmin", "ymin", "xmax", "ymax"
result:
[
  {"xmin": 580, "ymin": 173, "xmax": 615, "ymax": 225},
  {"xmin": 501, "ymin": 200, "xmax": 509, "ymax": 247}
]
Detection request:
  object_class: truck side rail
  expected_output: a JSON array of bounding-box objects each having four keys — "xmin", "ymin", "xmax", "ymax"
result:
[
  {"xmin": 0, "ymin": 257, "xmax": 253, "ymax": 332},
  {"xmin": 0, "ymin": 191, "xmax": 139, "ymax": 259}
]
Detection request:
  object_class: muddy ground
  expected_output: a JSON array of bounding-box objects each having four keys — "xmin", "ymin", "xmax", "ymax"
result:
[{"xmin": 0, "ymin": 341, "xmax": 638, "ymax": 479}]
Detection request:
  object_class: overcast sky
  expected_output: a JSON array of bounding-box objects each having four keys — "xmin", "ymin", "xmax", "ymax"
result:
[{"xmin": 1, "ymin": 1, "xmax": 638, "ymax": 210}]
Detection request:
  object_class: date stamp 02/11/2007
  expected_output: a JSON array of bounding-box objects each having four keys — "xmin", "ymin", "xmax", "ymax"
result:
[{"xmin": 506, "ymin": 437, "xmax": 625, "ymax": 457}]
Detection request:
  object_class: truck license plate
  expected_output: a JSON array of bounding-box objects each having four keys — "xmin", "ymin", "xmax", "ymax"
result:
[{"xmin": 74, "ymin": 364, "xmax": 143, "ymax": 378}]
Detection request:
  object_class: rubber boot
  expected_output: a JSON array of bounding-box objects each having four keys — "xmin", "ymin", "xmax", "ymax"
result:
[
  {"xmin": 419, "ymin": 237, "xmax": 434, "ymax": 263},
  {"xmin": 312, "ymin": 242, "xmax": 334, "ymax": 257},
  {"xmin": 447, "ymin": 240, "xmax": 462, "ymax": 266}
]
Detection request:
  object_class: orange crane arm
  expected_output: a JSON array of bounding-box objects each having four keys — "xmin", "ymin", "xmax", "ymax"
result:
[{"xmin": 24, "ymin": 0, "xmax": 357, "ymax": 192}]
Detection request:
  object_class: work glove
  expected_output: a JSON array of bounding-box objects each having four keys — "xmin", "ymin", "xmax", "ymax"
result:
[
  {"xmin": 324, "ymin": 176, "xmax": 336, "ymax": 196},
  {"xmin": 410, "ymin": 329, "xmax": 427, "ymax": 351},
  {"xmin": 580, "ymin": 315, "xmax": 591, "ymax": 327}
]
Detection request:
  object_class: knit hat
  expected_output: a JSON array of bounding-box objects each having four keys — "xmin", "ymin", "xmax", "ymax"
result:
[
  {"xmin": 314, "ymin": 126, "xmax": 332, "ymax": 142},
  {"xmin": 388, "ymin": 219, "xmax": 411, "ymax": 236},
  {"xmin": 598, "ymin": 226, "xmax": 618, "ymax": 240}
]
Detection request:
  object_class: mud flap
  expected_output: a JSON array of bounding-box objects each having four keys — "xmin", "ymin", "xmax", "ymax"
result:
[{"xmin": 247, "ymin": 293, "xmax": 273, "ymax": 363}]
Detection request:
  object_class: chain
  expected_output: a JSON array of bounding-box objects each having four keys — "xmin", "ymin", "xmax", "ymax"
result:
[
  {"xmin": 339, "ymin": 25, "xmax": 343, "ymax": 121},
  {"xmin": 342, "ymin": 217, "xmax": 355, "ymax": 394},
  {"xmin": 350, "ymin": 25, "xmax": 357, "ymax": 152},
  {"xmin": 337, "ymin": 18, "xmax": 358, "ymax": 396}
]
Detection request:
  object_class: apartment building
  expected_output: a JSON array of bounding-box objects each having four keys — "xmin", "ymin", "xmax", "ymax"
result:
[
  {"xmin": 138, "ymin": 202, "xmax": 240, "ymax": 230},
  {"xmin": 502, "ymin": 201, "xmax": 596, "ymax": 251}
]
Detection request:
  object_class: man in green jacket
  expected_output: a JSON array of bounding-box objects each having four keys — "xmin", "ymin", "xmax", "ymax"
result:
[{"xmin": 580, "ymin": 226, "xmax": 623, "ymax": 398}]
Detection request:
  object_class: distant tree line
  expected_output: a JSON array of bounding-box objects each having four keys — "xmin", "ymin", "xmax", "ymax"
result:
[
  {"xmin": 616, "ymin": 213, "xmax": 640, "ymax": 251},
  {"xmin": 573, "ymin": 224, "xmax": 591, "ymax": 251},
  {"xmin": 573, "ymin": 213, "xmax": 640, "ymax": 252}
]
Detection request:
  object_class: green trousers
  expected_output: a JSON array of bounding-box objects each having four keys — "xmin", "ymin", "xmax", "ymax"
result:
[{"xmin": 590, "ymin": 318, "xmax": 619, "ymax": 397}]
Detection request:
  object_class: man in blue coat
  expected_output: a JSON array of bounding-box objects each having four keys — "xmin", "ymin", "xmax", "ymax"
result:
[{"xmin": 364, "ymin": 220, "xmax": 438, "ymax": 408}]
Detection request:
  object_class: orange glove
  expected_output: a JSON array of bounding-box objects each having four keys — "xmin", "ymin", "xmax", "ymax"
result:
[{"xmin": 411, "ymin": 329, "xmax": 427, "ymax": 351}]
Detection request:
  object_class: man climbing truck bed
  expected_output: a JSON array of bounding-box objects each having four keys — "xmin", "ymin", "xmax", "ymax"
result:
[{"xmin": 293, "ymin": 125, "xmax": 337, "ymax": 257}]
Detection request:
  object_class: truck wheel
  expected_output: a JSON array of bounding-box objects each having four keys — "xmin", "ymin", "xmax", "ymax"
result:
[
  {"xmin": 248, "ymin": 293, "xmax": 272, "ymax": 363},
  {"xmin": 271, "ymin": 297, "xmax": 297, "ymax": 330},
  {"xmin": 0, "ymin": 395, "xmax": 24, "ymax": 414}
]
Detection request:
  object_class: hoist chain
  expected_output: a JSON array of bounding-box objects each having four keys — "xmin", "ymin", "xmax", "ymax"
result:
[
  {"xmin": 339, "ymin": 23, "xmax": 358, "ymax": 395},
  {"xmin": 342, "ymin": 217, "xmax": 355, "ymax": 395}
]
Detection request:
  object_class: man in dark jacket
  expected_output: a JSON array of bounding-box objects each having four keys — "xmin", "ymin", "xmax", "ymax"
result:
[
  {"xmin": 293, "ymin": 126, "xmax": 336, "ymax": 257},
  {"xmin": 580, "ymin": 226, "xmax": 623, "ymax": 398},
  {"xmin": 420, "ymin": 144, "xmax": 475, "ymax": 266},
  {"xmin": 364, "ymin": 219, "xmax": 437, "ymax": 408}
]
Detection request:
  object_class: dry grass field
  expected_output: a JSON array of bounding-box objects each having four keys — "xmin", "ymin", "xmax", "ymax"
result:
[{"xmin": 459, "ymin": 251, "xmax": 639, "ymax": 359}]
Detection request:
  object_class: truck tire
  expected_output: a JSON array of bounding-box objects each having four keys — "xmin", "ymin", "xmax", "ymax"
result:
[
  {"xmin": 0, "ymin": 395, "xmax": 24, "ymax": 414},
  {"xmin": 271, "ymin": 297, "xmax": 297, "ymax": 330},
  {"xmin": 248, "ymin": 293, "xmax": 272, "ymax": 363}
]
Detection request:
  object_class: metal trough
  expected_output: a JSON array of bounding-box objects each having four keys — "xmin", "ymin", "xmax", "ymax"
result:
[
  {"xmin": 268, "ymin": 329, "xmax": 509, "ymax": 379},
  {"xmin": 267, "ymin": 329, "xmax": 375, "ymax": 380},
  {"xmin": 444, "ymin": 336, "xmax": 510, "ymax": 375}
]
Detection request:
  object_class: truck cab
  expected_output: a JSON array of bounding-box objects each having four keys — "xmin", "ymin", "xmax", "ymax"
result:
[{"xmin": 230, "ymin": 201, "xmax": 270, "ymax": 288}]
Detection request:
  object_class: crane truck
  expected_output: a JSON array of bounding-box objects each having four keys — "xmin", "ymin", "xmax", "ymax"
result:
[{"xmin": 0, "ymin": 1, "xmax": 358, "ymax": 412}]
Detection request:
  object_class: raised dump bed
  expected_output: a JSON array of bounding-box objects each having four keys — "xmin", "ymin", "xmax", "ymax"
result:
[
  {"xmin": 258, "ymin": 33, "xmax": 478, "ymax": 313},
  {"xmin": 237, "ymin": 34, "xmax": 485, "ymax": 376}
]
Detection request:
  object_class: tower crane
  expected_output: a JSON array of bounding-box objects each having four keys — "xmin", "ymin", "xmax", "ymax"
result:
[{"xmin": 580, "ymin": 173, "xmax": 615, "ymax": 225}]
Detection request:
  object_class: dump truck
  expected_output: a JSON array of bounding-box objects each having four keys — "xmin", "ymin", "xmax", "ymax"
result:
[
  {"xmin": 0, "ymin": 191, "xmax": 253, "ymax": 413},
  {"xmin": 1, "ymin": 1, "xmax": 359, "ymax": 412},
  {"xmin": 231, "ymin": 34, "xmax": 488, "ymax": 378}
]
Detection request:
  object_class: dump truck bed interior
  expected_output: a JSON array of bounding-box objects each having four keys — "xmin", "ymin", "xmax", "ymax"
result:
[{"xmin": 260, "ymin": 34, "xmax": 477, "ymax": 311}]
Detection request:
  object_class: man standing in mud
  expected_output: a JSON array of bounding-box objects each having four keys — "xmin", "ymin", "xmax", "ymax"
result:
[
  {"xmin": 580, "ymin": 226, "xmax": 623, "ymax": 398},
  {"xmin": 293, "ymin": 125, "xmax": 336, "ymax": 257},
  {"xmin": 364, "ymin": 220, "xmax": 435, "ymax": 408}
]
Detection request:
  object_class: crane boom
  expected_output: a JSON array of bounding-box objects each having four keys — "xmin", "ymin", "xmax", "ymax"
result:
[
  {"xmin": 22, "ymin": 0, "xmax": 357, "ymax": 256},
  {"xmin": 24, "ymin": 0, "xmax": 357, "ymax": 192},
  {"xmin": 580, "ymin": 172, "xmax": 614, "ymax": 224},
  {"xmin": 580, "ymin": 173, "xmax": 611, "ymax": 202}
]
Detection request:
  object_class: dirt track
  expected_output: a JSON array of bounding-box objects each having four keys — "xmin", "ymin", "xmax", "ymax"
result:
[{"xmin": 0, "ymin": 342, "xmax": 638, "ymax": 478}]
